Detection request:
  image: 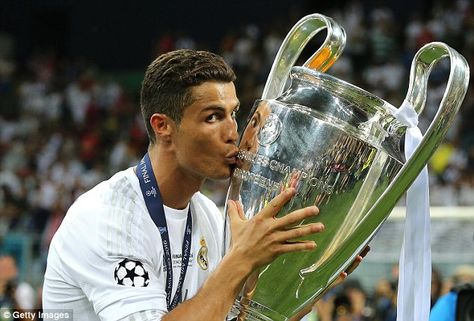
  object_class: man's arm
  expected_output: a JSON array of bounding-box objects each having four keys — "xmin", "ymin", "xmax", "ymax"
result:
[{"xmin": 161, "ymin": 188, "xmax": 323, "ymax": 321}]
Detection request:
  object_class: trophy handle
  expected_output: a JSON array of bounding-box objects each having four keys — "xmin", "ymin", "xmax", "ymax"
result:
[
  {"xmin": 368, "ymin": 42, "xmax": 469, "ymax": 222},
  {"xmin": 261, "ymin": 13, "xmax": 346, "ymax": 100}
]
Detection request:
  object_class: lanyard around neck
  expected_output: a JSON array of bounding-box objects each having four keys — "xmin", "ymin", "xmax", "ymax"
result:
[{"xmin": 136, "ymin": 153, "xmax": 193, "ymax": 311}]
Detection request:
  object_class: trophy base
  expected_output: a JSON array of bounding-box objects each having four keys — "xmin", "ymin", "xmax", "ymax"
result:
[{"xmin": 230, "ymin": 298, "xmax": 287, "ymax": 321}]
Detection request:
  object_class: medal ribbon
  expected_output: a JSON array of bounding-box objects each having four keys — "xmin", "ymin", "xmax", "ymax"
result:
[
  {"xmin": 390, "ymin": 101, "xmax": 432, "ymax": 321},
  {"xmin": 136, "ymin": 153, "xmax": 193, "ymax": 311}
]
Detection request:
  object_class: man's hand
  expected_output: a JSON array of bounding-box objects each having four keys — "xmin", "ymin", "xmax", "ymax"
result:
[
  {"xmin": 289, "ymin": 245, "xmax": 371, "ymax": 321},
  {"xmin": 331, "ymin": 245, "xmax": 371, "ymax": 287},
  {"xmin": 161, "ymin": 188, "xmax": 325, "ymax": 321},
  {"xmin": 226, "ymin": 187, "xmax": 325, "ymax": 272}
]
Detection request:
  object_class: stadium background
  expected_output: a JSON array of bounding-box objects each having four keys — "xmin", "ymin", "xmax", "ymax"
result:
[{"xmin": 0, "ymin": 0, "xmax": 473, "ymax": 318}]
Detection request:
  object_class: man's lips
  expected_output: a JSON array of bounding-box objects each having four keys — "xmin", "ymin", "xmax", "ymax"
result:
[{"xmin": 225, "ymin": 150, "xmax": 239, "ymax": 164}]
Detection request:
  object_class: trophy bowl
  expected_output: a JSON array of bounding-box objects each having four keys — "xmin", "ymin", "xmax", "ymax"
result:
[{"xmin": 224, "ymin": 14, "xmax": 470, "ymax": 321}]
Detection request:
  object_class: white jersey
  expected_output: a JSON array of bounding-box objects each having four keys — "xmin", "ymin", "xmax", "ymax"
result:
[{"xmin": 43, "ymin": 167, "xmax": 225, "ymax": 321}]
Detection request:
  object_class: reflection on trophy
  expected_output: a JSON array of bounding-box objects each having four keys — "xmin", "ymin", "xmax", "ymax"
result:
[{"xmin": 225, "ymin": 13, "xmax": 470, "ymax": 321}]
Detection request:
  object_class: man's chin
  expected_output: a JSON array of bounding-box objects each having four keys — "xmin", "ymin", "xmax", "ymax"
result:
[{"xmin": 207, "ymin": 165, "xmax": 234, "ymax": 181}]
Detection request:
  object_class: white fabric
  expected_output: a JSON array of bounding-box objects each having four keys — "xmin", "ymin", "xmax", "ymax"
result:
[
  {"xmin": 117, "ymin": 310, "xmax": 162, "ymax": 321},
  {"xmin": 43, "ymin": 167, "xmax": 224, "ymax": 321},
  {"xmin": 391, "ymin": 100, "xmax": 432, "ymax": 321}
]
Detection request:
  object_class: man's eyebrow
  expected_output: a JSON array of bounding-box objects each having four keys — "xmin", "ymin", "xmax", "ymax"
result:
[
  {"xmin": 200, "ymin": 102, "xmax": 240, "ymax": 113},
  {"xmin": 200, "ymin": 106, "xmax": 226, "ymax": 113}
]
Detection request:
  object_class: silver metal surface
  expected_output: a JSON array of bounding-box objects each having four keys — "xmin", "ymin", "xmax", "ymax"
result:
[{"xmin": 225, "ymin": 39, "xmax": 470, "ymax": 320}]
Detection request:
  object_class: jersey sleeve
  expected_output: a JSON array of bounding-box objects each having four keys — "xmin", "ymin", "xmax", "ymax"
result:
[
  {"xmin": 118, "ymin": 310, "xmax": 162, "ymax": 321},
  {"xmin": 50, "ymin": 178, "xmax": 169, "ymax": 320}
]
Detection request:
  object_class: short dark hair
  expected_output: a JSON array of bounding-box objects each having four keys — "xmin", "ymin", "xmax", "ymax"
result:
[{"xmin": 140, "ymin": 49, "xmax": 236, "ymax": 144}]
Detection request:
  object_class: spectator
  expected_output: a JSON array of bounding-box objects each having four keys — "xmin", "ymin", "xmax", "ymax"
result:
[
  {"xmin": 0, "ymin": 254, "xmax": 36, "ymax": 312},
  {"xmin": 430, "ymin": 265, "xmax": 474, "ymax": 321}
]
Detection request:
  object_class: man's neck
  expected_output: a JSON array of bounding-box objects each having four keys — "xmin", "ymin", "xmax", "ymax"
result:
[{"xmin": 148, "ymin": 145, "xmax": 204, "ymax": 210}]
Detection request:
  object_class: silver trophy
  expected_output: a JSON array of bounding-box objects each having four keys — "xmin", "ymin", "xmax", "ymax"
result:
[{"xmin": 225, "ymin": 13, "xmax": 470, "ymax": 321}]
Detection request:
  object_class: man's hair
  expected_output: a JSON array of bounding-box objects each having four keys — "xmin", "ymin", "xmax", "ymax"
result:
[{"xmin": 140, "ymin": 49, "xmax": 236, "ymax": 144}]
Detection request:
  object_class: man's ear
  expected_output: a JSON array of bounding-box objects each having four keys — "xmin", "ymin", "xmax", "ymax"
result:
[{"xmin": 150, "ymin": 113, "xmax": 175, "ymax": 143}]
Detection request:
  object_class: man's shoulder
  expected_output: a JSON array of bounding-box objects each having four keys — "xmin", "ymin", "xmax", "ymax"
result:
[
  {"xmin": 49, "ymin": 167, "xmax": 157, "ymax": 267},
  {"xmin": 73, "ymin": 167, "xmax": 141, "ymax": 211},
  {"xmin": 192, "ymin": 192, "xmax": 225, "ymax": 226},
  {"xmin": 57, "ymin": 167, "xmax": 147, "ymax": 241},
  {"xmin": 192, "ymin": 192, "xmax": 222, "ymax": 213}
]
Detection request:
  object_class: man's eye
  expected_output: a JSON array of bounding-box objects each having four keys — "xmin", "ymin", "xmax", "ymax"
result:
[{"xmin": 206, "ymin": 114, "xmax": 218, "ymax": 122}]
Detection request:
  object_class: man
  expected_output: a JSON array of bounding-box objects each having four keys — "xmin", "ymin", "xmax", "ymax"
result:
[
  {"xmin": 0, "ymin": 254, "xmax": 36, "ymax": 314},
  {"xmin": 0, "ymin": 254, "xmax": 18, "ymax": 313},
  {"xmin": 430, "ymin": 265, "xmax": 474, "ymax": 321},
  {"xmin": 43, "ymin": 49, "xmax": 355, "ymax": 321}
]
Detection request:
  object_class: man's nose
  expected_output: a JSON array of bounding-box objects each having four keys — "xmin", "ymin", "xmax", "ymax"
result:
[{"xmin": 226, "ymin": 117, "xmax": 239, "ymax": 144}]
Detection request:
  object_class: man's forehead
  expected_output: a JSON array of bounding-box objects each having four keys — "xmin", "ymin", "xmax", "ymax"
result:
[{"xmin": 188, "ymin": 81, "xmax": 238, "ymax": 105}]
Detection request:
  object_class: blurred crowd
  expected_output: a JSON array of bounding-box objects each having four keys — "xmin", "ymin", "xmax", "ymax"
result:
[
  {"xmin": 0, "ymin": 0, "xmax": 473, "ymax": 319},
  {"xmin": 303, "ymin": 264, "xmax": 474, "ymax": 321}
]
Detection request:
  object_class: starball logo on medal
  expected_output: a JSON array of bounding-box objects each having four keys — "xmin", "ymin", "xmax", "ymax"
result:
[
  {"xmin": 197, "ymin": 236, "xmax": 209, "ymax": 270},
  {"xmin": 258, "ymin": 113, "xmax": 282, "ymax": 146}
]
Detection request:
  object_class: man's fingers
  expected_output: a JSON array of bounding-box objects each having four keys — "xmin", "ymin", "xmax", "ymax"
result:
[
  {"xmin": 234, "ymin": 200, "xmax": 246, "ymax": 220},
  {"xmin": 344, "ymin": 245, "xmax": 370, "ymax": 275},
  {"xmin": 360, "ymin": 245, "xmax": 371, "ymax": 258},
  {"xmin": 274, "ymin": 205, "xmax": 319, "ymax": 229},
  {"xmin": 226, "ymin": 200, "xmax": 244, "ymax": 226},
  {"xmin": 259, "ymin": 188, "xmax": 296, "ymax": 218},
  {"xmin": 345, "ymin": 255, "xmax": 362, "ymax": 275},
  {"xmin": 344, "ymin": 246, "xmax": 371, "ymax": 274},
  {"xmin": 276, "ymin": 223, "xmax": 325, "ymax": 242},
  {"xmin": 278, "ymin": 240, "xmax": 317, "ymax": 253}
]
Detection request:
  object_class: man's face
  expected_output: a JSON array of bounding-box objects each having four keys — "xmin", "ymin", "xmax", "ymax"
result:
[{"xmin": 171, "ymin": 81, "xmax": 240, "ymax": 180}]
